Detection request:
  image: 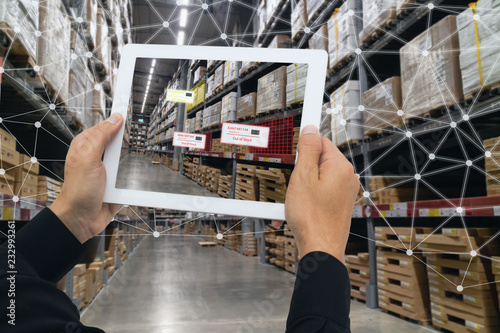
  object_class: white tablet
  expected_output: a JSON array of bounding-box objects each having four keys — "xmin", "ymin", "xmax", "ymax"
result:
[{"xmin": 103, "ymin": 44, "xmax": 327, "ymax": 220}]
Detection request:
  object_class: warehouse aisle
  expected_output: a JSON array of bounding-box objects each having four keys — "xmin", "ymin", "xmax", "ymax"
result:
[
  {"xmin": 81, "ymin": 236, "xmax": 436, "ymax": 333},
  {"xmin": 116, "ymin": 154, "xmax": 219, "ymax": 197}
]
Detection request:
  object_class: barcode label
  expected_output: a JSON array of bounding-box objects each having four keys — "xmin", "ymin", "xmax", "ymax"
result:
[
  {"xmin": 251, "ymin": 129, "xmax": 260, "ymax": 135},
  {"xmin": 195, "ymin": 136, "xmax": 202, "ymax": 141}
]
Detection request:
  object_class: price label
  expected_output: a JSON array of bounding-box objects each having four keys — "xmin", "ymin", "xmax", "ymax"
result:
[
  {"xmin": 173, "ymin": 132, "xmax": 206, "ymax": 149},
  {"xmin": 221, "ymin": 123, "xmax": 270, "ymax": 148},
  {"xmin": 166, "ymin": 89, "xmax": 194, "ymax": 103}
]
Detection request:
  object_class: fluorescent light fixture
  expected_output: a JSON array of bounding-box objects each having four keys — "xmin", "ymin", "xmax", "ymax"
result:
[
  {"xmin": 177, "ymin": 31, "xmax": 185, "ymax": 45},
  {"xmin": 152, "ymin": 59, "xmax": 156, "ymax": 67},
  {"xmin": 150, "ymin": 67, "xmax": 154, "ymax": 74},
  {"xmin": 148, "ymin": 74, "xmax": 153, "ymax": 80},
  {"xmin": 180, "ymin": 9, "xmax": 188, "ymax": 27}
]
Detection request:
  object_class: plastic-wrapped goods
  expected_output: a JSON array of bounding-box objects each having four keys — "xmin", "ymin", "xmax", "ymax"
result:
[
  {"xmin": 195, "ymin": 111, "xmax": 202, "ymax": 131},
  {"xmin": 240, "ymin": 61, "xmax": 258, "ymax": 76},
  {"xmin": 67, "ymin": 31, "xmax": 88, "ymax": 127},
  {"xmin": 309, "ymin": 25, "xmax": 329, "ymax": 66},
  {"xmin": 257, "ymin": 1, "xmax": 267, "ymax": 37},
  {"xmin": 363, "ymin": 77, "xmax": 403, "ymax": 137},
  {"xmin": 457, "ymin": 5, "xmax": 500, "ymax": 97},
  {"xmin": 307, "ymin": 0, "xmax": 324, "ymax": 23},
  {"xmin": 268, "ymin": 35, "xmax": 291, "ymax": 48},
  {"xmin": 327, "ymin": 1, "xmax": 357, "ymax": 69},
  {"xmin": 223, "ymin": 61, "xmax": 239, "ymax": 86},
  {"xmin": 210, "ymin": 101, "xmax": 222, "ymax": 127},
  {"xmin": 92, "ymin": 87, "xmax": 106, "ymax": 116},
  {"xmin": 221, "ymin": 92, "xmax": 237, "ymax": 122},
  {"xmin": 206, "ymin": 75, "xmax": 215, "ymax": 98},
  {"xmin": 320, "ymin": 102, "xmax": 332, "ymax": 141},
  {"xmin": 396, "ymin": 0, "xmax": 415, "ymax": 11},
  {"xmin": 237, "ymin": 93, "xmax": 257, "ymax": 120},
  {"xmin": 359, "ymin": 0, "xmax": 397, "ymax": 45},
  {"xmin": 203, "ymin": 105, "xmax": 211, "ymax": 129},
  {"xmin": 286, "ymin": 63, "xmax": 308, "ymax": 105},
  {"xmin": 38, "ymin": 0, "xmax": 70, "ymax": 104},
  {"xmin": 330, "ymin": 80, "xmax": 361, "ymax": 121},
  {"xmin": 184, "ymin": 119, "xmax": 190, "ymax": 133},
  {"xmin": 207, "ymin": 60, "xmax": 217, "ymax": 70},
  {"xmin": 193, "ymin": 66, "xmax": 206, "ymax": 84},
  {"xmin": 96, "ymin": 9, "xmax": 111, "ymax": 74},
  {"xmin": 266, "ymin": 0, "xmax": 282, "ymax": 25},
  {"xmin": 331, "ymin": 117, "xmax": 363, "ymax": 147},
  {"xmin": 213, "ymin": 65, "xmax": 224, "ymax": 91},
  {"xmin": 291, "ymin": 0, "xmax": 307, "ymax": 41},
  {"xmin": 189, "ymin": 118, "xmax": 196, "ymax": 133},
  {"xmin": 400, "ymin": 16, "xmax": 463, "ymax": 119},
  {"xmin": 86, "ymin": 0, "xmax": 97, "ymax": 48},
  {"xmin": 256, "ymin": 66, "xmax": 287, "ymax": 114}
]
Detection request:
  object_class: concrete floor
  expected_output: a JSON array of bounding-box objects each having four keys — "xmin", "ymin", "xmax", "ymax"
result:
[
  {"xmin": 81, "ymin": 236, "xmax": 437, "ymax": 333},
  {"xmin": 116, "ymin": 154, "xmax": 219, "ymax": 197}
]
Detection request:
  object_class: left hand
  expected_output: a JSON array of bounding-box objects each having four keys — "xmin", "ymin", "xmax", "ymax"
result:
[{"xmin": 50, "ymin": 113, "xmax": 124, "ymax": 243}]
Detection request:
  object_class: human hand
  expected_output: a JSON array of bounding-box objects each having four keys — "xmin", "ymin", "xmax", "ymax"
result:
[
  {"xmin": 50, "ymin": 113, "xmax": 124, "ymax": 244},
  {"xmin": 285, "ymin": 125, "xmax": 359, "ymax": 263}
]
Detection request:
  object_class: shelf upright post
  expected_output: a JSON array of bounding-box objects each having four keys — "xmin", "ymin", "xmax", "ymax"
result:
[
  {"xmin": 255, "ymin": 219, "xmax": 267, "ymax": 264},
  {"xmin": 174, "ymin": 61, "xmax": 189, "ymax": 166}
]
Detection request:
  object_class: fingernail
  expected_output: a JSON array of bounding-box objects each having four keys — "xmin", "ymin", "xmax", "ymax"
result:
[
  {"xmin": 301, "ymin": 125, "xmax": 319, "ymax": 135},
  {"xmin": 106, "ymin": 113, "xmax": 122, "ymax": 125}
]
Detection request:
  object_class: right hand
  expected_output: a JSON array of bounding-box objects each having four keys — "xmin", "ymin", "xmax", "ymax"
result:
[{"xmin": 285, "ymin": 125, "xmax": 359, "ymax": 264}]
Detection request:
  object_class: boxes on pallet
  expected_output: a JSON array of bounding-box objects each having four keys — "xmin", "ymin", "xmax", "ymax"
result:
[
  {"xmin": 223, "ymin": 61, "xmax": 239, "ymax": 86},
  {"xmin": 243, "ymin": 234, "xmax": 258, "ymax": 256},
  {"xmin": 213, "ymin": 64, "xmax": 224, "ymax": 91},
  {"xmin": 309, "ymin": 25, "xmax": 329, "ymax": 67},
  {"xmin": 38, "ymin": 0, "xmax": 70, "ymax": 104},
  {"xmin": 256, "ymin": 66, "xmax": 287, "ymax": 114},
  {"xmin": 220, "ymin": 92, "xmax": 237, "ymax": 123},
  {"xmin": 291, "ymin": 0, "xmax": 307, "ymax": 41},
  {"xmin": 237, "ymin": 92, "xmax": 257, "ymax": 120},
  {"xmin": 193, "ymin": 66, "xmax": 206, "ymax": 84},
  {"xmin": 266, "ymin": 0, "xmax": 283, "ymax": 25},
  {"xmin": 218, "ymin": 175, "xmax": 233, "ymax": 198},
  {"xmin": 37, "ymin": 176, "xmax": 62, "ymax": 203},
  {"xmin": 284, "ymin": 236, "xmax": 297, "ymax": 273},
  {"xmin": 187, "ymin": 80, "xmax": 205, "ymax": 111},
  {"xmin": 274, "ymin": 236, "xmax": 285, "ymax": 268},
  {"xmin": 240, "ymin": 61, "xmax": 258, "ymax": 76},
  {"xmin": 483, "ymin": 137, "xmax": 500, "ymax": 195},
  {"xmin": 206, "ymin": 75, "xmax": 215, "ymax": 98},
  {"xmin": 457, "ymin": 5, "xmax": 500, "ymax": 98},
  {"xmin": 363, "ymin": 77, "xmax": 403, "ymax": 137},
  {"xmin": 345, "ymin": 253, "xmax": 370, "ymax": 301},
  {"xmin": 327, "ymin": 0, "xmax": 357, "ymax": 70},
  {"xmin": 330, "ymin": 80, "xmax": 363, "ymax": 147},
  {"xmin": 0, "ymin": 128, "xmax": 17, "ymax": 152},
  {"xmin": 286, "ymin": 63, "xmax": 308, "ymax": 106},
  {"xmin": 306, "ymin": 0, "xmax": 324, "ymax": 23},
  {"xmin": 236, "ymin": 174, "xmax": 259, "ymax": 201},
  {"xmin": 400, "ymin": 16, "xmax": 463, "ymax": 119},
  {"xmin": 257, "ymin": 168, "xmax": 290, "ymax": 203},
  {"xmin": 359, "ymin": 0, "xmax": 397, "ymax": 45},
  {"xmin": 68, "ymin": 31, "xmax": 89, "ymax": 127},
  {"xmin": 257, "ymin": 1, "xmax": 267, "ymax": 38},
  {"xmin": 268, "ymin": 34, "xmax": 291, "ymax": 49},
  {"xmin": 195, "ymin": 111, "xmax": 203, "ymax": 131}
]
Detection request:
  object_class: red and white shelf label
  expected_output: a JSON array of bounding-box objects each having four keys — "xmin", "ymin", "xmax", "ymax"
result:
[
  {"xmin": 221, "ymin": 123, "xmax": 270, "ymax": 148},
  {"xmin": 173, "ymin": 132, "xmax": 206, "ymax": 149}
]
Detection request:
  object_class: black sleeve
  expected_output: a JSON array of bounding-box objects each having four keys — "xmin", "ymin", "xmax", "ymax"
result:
[
  {"xmin": 0, "ymin": 208, "xmax": 104, "ymax": 332},
  {"xmin": 286, "ymin": 251, "xmax": 351, "ymax": 333}
]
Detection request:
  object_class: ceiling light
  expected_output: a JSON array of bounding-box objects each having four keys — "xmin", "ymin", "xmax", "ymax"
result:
[
  {"xmin": 152, "ymin": 59, "xmax": 156, "ymax": 67},
  {"xmin": 180, "ymin": 9, "xmax": 188, "ymax": 27},
  {"xmin": 148, "ymin": 74, "xmax": 152, "ymax": 80},
  {"xmin": 150, "ymin": 67, "xmax": 154, "ymax": 74},
  {"xmin": 178, "ymin": 31, "xmax": 185, "ymax": 45}
]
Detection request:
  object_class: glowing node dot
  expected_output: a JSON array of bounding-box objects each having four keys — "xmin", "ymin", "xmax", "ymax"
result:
[
  {"xmin": 216, "ymin": 233, "xmax": 223, "ymax": 240},
  {"xmin": 470, "ymin": 250, "xmax": 477, "ymax": 257},
  {"xmin": 326, "ymin": 108, "xmax": 332, "ymax": 115},
  {"xmin": 220, "ymin": 33, "xmax": 227, "ymax": 40},
  {"xmin": 76, "ymin": 17, "xmax": 84, "ymax": 23},
  {"xmin": 153, "ymin": 231, "xmax": 160, "ymax": 238},
  {"xmin": 422, "ymin": 50, "xmax": 429, "ymax": 57},
  {"xmin": 0, "ymin": 169, "xmax": 4, "ymax": 175},
  {"xmin": 163, "ymin": 21, "xmax": 170, "ymax": 28},
  {"xmin": 201, "ymin": 3, "xmax": 208, "ymax": 10},
  {"xmin": 485, "ymin": 151, "xmax": 492, "ymax": 158},
  {"xmin": 117, "ymin": 27, "xmax": 124, "ymax": 34},
  {"xmin": 35, "ymin": 121, "xmax": 41, "ymax": 128},
  {"xmin": 457, "ymin": 285, "xmax": 464, "ymax": 292},
  {"xmin": 113, "ymin": 68, "xmax": 119, "ymax": 75},
  {"xmin": 14, "ymin": 27, "xmax": 20, "ymax": 33},
  {"xmin": 94, "ymin": 84, "xmax": 101, "ymax": 91},
  {"xmin": 414, "ymin": 174, "xmax": 421, "ymax": 180},
  {"xmin": 466, "ymin": 160, "xmax": 472, "ymax": 167},
  {"xmin": 340, "ymin": 119, "xmax": 347, "ymax": 126},
  {"xmin": 355, "ymin": 173, "xmax": 360, "ymax": 179},
  {"xmin": 456, "ymin": 207, "xmax": 464, "ymax": 214},
  {"xmin": 35, "ymin": 30, "xmax": 41, "ymax": 37},
  {"xmin": 405, "ymin": 131, "xmax": 412, "ymax": 138},
  {"xmin": 355, "ymin": 48, "xmax": 362, "ymax": 55},
  {"xmin": 0, "ymin": 117, "xmax": 2, "ymax": 123},
  {"xmin": 347, "ymin": 9, "xmax": 354, "ymax": 16},
  {"xmin": 358, "ymin": 105, "xmax": 365, "ymax": 111},
  {"xmin": 33, "ymin": 65, "xmax": 40, "ymax": 72},
  {"xmin": 86, "ymin": 51, "xmax": 92, "ymax": 58},
  {"xmin": 428, "ymin": 3, "xmax": 435, "ymax": 10},
  {"xmin": 462, "ymin": 114, "xmax": 470, "ymax": 121},
  {"xmin": 304, "ymin": 27, "xmax": 311, "ymax": 34},
  {"xmin": 397, "ymin": 110, "xmax": 404, "ymax": 117},
  {"xmin": 71, "ymin": 53, "xmax": 78, "ymax": 60},
  {"xmin": 0, "ymin": 67, "xmax": 4, "ymax": 73},
  {"xmin": 13, "ymin": 196, "xmax": 19, "ymax": 203},
  {"xmin": 124, "ymin": 204, "xmax": 129, "ymax": 207},
  {"xmin": 49, "ymin": 103, "xmax": 56, "ymax": 110},
  {"xmin": 406, "ymin": 250, "xmax": 413, "ymax": 256},
  {"xmin": 363, "ymin": 191, "xmax": 370, "ymax": 198},
  {"xmin": 450, "ymin": 121, "xmax": 457, "ymax": 128},
  {"xmin": 474, "ymin": 14, "xmax": 480, "ymax": 21},
  {"xmin": 228, "ymin": 0, "xmax": 233, "ymax": 2},
  {"xmin": 31, "ymin": 157, "xmax": 37, "ymax": 163},
  {"xmin": 429, "ymin": 153, "xmax": 436, "ymax": 160}
]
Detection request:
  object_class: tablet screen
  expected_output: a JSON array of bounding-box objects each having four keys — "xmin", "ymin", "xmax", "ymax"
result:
[{"xmin": 115, "ymin": 58, "xmax": 309, "ymax": 204}]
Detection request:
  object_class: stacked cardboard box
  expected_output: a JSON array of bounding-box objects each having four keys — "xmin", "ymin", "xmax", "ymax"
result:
[
  {"xmin": 14, "ymin": 154, "xmax": 39, "ymax": 198},
  {"xmin": 493, "ymin": 256, "xmax": 500, "ymax": 308},
  {"xmin": 105, "ymin": 228, "xmax": 119, "ymax": 274},
  {"xmin": 227, "ymin": 227, "xmax": 242, "ymax": 252},
  {"xmin": 284, "ymin": 235, "xmax": 298, "ymax": 274},
  {"xmin": 291, "ymin": 0, "xmax": 307, "ymax": 41},
  {"xmin": 345, "ymin": 253, "xmax": 370, "ymax": 301},
  {"xmin": 483, "ymin": 137, "xmax": 500, "ymax": 195},
  {"xmin": 243, "ymin": 234, "xmax": 258, "ymax": 256},
  {"xmin": 320, "ymin": 103, "xmax": 332, "ymax": 141},
  {"xmin": 235, "ymin": 164, "xmax": 263, "ymax": 201},
  {"xmin": 202, "ymin": 225, "xmax": 217, "ymax": 242},
  {"xmin": 218, "ymin": 175, "xmax": 233, "ymax": 198},
  {"xmin": 96, "ymin": 8, "xmax": 112, "ymax": 75},
  {"xmin": 268, "ymin": 34, "xmax": 291, "ymax": 49},
  {"xmin": 237, "ymin": 92, "xmax": 257, "ymax": 120},
  {"xmin": 327, "ymin": 0, "xmax": 357, "ymax": 70},
  {"xmin": 37, "ymin": 176, "xmax": 62, "ymax": 203},
  {"xmin": 73, "ymin": 264, "xmax": 86, "ymax": 309},
  {"xmin": 186, "ymin": 80, "xmax": 205, "ymax": 112},
  {"xmin": 216, "ymin": 224, "xmax": 227, "ymax": 247},
  {"xmin": 213, "ymin": 64, "xmax": 224, "ymax": 92},
  {"xmin": 376, "ymin": 227, "xmax": 432, "ymax": 323},
  {"xmin": 256, "ymin": 66, "xmax": 287, "ymax": 114},
  {"xmin": 206, "ymin": 75, "xmax": 215, "ymax": 98},
  {"xmin": 220, "ymin": 92, "xmax": 237, "ymax": 122},
  {"xmin": 359, "ymin": 0, "xmax": 397, "ymax": 45},
  {"xmin": 265, "ymin": 225, "xmax": 278, "ymax": 262},
  {"xmin": 257, "ymin": 1, "xmax": 267, "ymax": 38},
  {"xmin": 286, "ymin": 63, "xmax": 308, "ymax": 106},
  {"xmin": 193, "ymin": 66, "xmax": 207, "ymax": 85},
  {"xmin": 184, "ymin": 222, "xmax": 197, "ymax": 234},
  {"xmin": 274, "ymin": 236, "xmax": 286, "ymax": 268},
  {"xmin": 240, "ymin": 61, "xmax": 259, "ymax": 76},
  {"xmin": 195, "ymin": 111, "xmax": 203, "ymax": 131},
  {"xmin": 84, "ymin": 260, "xmax": 104, "ymax": 305},
  {"xmin": 203, "ymin": 101, "xmax": 222, "ymax": 128},
  {"xmin": 309, "ymin": 25, "xmax": 329, "ymax": 67},
  {"xmin": 196, "ymin": 165, "xmax": 207, "ymax": 187},
  {"xmin": 400, "ymin": 16, "xmax": 463, "ymax": 120},
  {"xmin": 363, "ymin": 77, "xmax": 403, "ymax": 137},
  {"xmin": 0, "ymin": 129, "xmax": 17, "ymax": 194},
  {"xmin": 205, "ymin": 167, "xmax": 221, "ymax": 193},
  {"xmin": 417, "ymin": 228, "xmax": 500, "ymax": 332},
  {"xmin": 330, "ymin": 81, "xmax": 363, "ymax": 147},
  {"xmin": 257, "ymin": 168, "xmax": 290, "ymax": 203},
  {"xmin": 369, "ymin": 176, "xmax": 435, "ymax": 204},
  {"xmin": 223, "ymin": 61, "xmax": 239, "ymax": 86}
]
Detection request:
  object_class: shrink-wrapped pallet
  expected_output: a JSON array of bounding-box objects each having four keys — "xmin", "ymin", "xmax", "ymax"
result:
[
  {"xmin": 400, "ymin": 15, "xmax": 463, "ymax": 119},
  {"xmin": 309, "ymin": 24, "xmax": 329, "ymax": 66},
  {"xmin": 213, "ymin": 64, "xmax": 224, "ymax": 91},
  {"xmin": 189, "ymin": 118, "xmax": 195, "ymax": 133},
  {"xmin": 457, "ymin": 5, "xmax": 500, "ymax": 98},
  {"xmin": 223, "ymin": 61, "xmax": 239, "ymax": 86},
  {"xmin": 207, "ymin": 60, "xmax": 217, "ymax": 70},
  {"xmin": 330, "ymin": 81, "xmax": 363, "ymax": 147},
  {"xmin": 68, "ymin": 31, "xmax": 88, "ymax": 127},
  {"xmin": 256, "ymin": 66, "xmax": 287, "ymax": 114},
  {"xmin": 195, "ymin": 111, "xmax": 202, "ymax": 131},
  {"xmin": 359, "ymin": 0, "xmax": 397, "ymax": 45},
  {"xmin": 202, "ymin": 105, "xmax": 211, "ymax": 129},
  {"xmin": 266, "ymin": 0, "xmax": 283, "ymax": 25},
  {"xmin": 331, "ymin": 117, "xmax": 363, "ymax": 147},
  {"xmin": 240, "ymin": 61, "xmax": 258, "ymax": 76},
  {"xmin": 327, "ymin": 1, "xmax": 357, "ymax": 69},
  {"xmin": 221, "ymin": 92, "xmax": 237, "ymax": 123},
  {"xmin": 286, "ymin": 63, "xmax": 308, "ymax": 105},
  {"xmin": 268, "ymin": 35, "xmax": 291, "ymax": 48},
  {"xmin": 291, "ymin": 0, "xmax": 307, "ymax": 41},
  {"xmin": 210, "ymin": 101, "xmax": 222, "ymax": 127},
  {"xmin": 38, "ymin": 0, "xmax": 70, "ymax": 104},
  {"xmin": 193, "ymin": 66, "xmax": 206, "ymax": 84},
  {"xmin": 206, "ymin": 75, "xmax": 215, "ymax": 98},
  {"xmin": 363, "ymin": 77, "xmax": 402, "ymax": 137},
  {"xmin": 96, "ymin": 8, "xmax": 111, "ymax": 74},
  {"xmin": 307, "ymin": 0, "xmax": 324, "ymax": 23},
  {"xmin": 92, "ymin": 87, "xmax": 106, "ymax": 117},
  {"xmin": 237, "ymin": 93, "xmax": 257, "ymax": 120}
]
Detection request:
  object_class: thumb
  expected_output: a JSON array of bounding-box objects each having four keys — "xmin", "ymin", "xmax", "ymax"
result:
[
  {"xmin": 295, "ymin": 125, "xmax": 322, "ymax": 178},
  {"xmin": 83, "ymin": 113, "xmax": 124, "ymax": 158}
]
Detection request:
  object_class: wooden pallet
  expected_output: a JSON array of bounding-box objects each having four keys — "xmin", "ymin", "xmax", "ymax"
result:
[
  {"xmin": 223, "ymin": 79, "xmax": 237, "ymax": 88},
  {"xmin": 337, "ymin": 139, "xmax": 360, "ymax": 150},
  {"xmin": 239, "ymin": 63, "xmax": 260, "ymax": 77},
  {"xmin": 381, "ymin": 309, "xmax": 431, "ymax": 327},
  {"xmin": 464, "ymin": 82, "xmax": 500, "ymax": 102},
  {"xmin": 198, "ymin": 241, "xmax": 216, "ymax": 247},
  {"xmin": 286, "ymin": 101, "xmax": 304, "ymax": 109},
  {"xmin": 359, "ymin": 8, "xmax": 398, "ymax": 47},
  {"xmin": 328, "ymin": 53, "xmax": 355, "ymax": 75}
]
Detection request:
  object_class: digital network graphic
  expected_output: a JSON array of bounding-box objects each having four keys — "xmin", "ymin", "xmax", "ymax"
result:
[{"xmin": 2, "ymin": 0, "xmax": 500, "ymax": 302}]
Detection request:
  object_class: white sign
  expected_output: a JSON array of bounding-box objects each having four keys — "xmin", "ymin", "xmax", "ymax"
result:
[
  {"xmin": 220, "ymin": 123, "xmax": 270, "ymax": 148},
  {"xmin": 166, "ymin": 89, "xmax": 194, "ymax": 103},
  {"xmin": 173, "ymin": 132, "xmax": 206, "ymax": 149}
]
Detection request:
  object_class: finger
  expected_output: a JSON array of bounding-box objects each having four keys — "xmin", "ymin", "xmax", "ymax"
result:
[
  {"xmin": 82, "ymin": 113, "xmax": 124, "ymax": 158},
  {"xmin": 272, "ymin": 220, "xmax": 284, "ymax": 228},
  {"xmin": 295, "ymin": 125, "xmax": 322, "ymax": 178}
]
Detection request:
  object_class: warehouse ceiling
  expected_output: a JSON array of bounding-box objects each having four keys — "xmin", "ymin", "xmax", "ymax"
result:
[{"xmin": 130, "ymin": 0, "xmax": 257, "ymax": 116}]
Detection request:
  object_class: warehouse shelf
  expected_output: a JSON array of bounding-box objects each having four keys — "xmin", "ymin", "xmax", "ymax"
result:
[
  {"xmin": 258, "ymin": 0, "xmax": 291, "ymax": 46},
  {"xmin": 206, "ymin": 60, "xmax": 224, "ymax": 76}
]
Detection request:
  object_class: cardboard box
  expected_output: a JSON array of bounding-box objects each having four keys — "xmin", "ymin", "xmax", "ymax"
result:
[
  {"xmin": 291, "ymin": 0, "xmax": 307, "ymax": 40},
  {"xmin": 220, "ymin": 92, "xmax": 237, "ymax": 122},
  {"xmin": 268, "ymin": 35, "xmax": 291, "ymax": 49},
  {"xmin": 1, "ymin": 147, "xmax": 19, "ymax": 167},
  {"xmin": 20, "ymin": 154, "xmax": 40, "ymax": 174},
  {"xmin": 359, "ymin": 1, "xmax": 396, "ymax": 45},
  {"xmin": 0, "ymin": 128, "xmax": 16, "ymax": 151},
  {"xmin": 237, "ymin": 93, "xmax": 257, "ymax": 120},
  {"xmin": 327, "ymin": 1, "xmax": 357, "ymax": 69},
  {"xmin": 286, "ymin": 63, "xmax": 308, "ymax": 105},
  {"xmin": 256, "ymin": 66, "xmax": 287, "ymax": 114}
]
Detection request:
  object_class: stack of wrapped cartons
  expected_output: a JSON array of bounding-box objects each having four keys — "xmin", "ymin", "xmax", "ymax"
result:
[
  {"xmin": 309, "ymin": 25, "xmax": 329, "ymax": 67},
  {"xmin": 196, "ymin": 165, "xmax": 207, "ymax": 187},
  {"xmin": 84, "ymin": 261, "xmax": 104, "ymax": 306},
  {"xmin": 235, "ymin": 164, "xmax": 263, "ymax": 201},
  {"xmin": 291, "ymin": 0, "xmax": 307, "ymax": 41},
  {"xmin": 237, "ymin": 93, "xmax": 257, "ymax": 120},
  {"xmin": 68, "ymin": 30, "xmax": 89, "ymax": 127},
  {"xmin": 0, "ymin": 129, "xmax": 17, "ymax": 194},
  {"xmin": 369, "ymin": 176, "xmax": 434, "ymax": 204},
  {"xmin": 188, "ymin": 80, "xmax": 206, "ymax": 111},
  {"xmin": 457, "ymin": 1, "xmax": 500, "ymax": 98},
  {"xmin": 483, "ymin": 137, "xmax": 500, "ymax": 195},
  {"xmin": 37, "ymin": 176, "xmax": 62, "ymax": 203},
  {"xmin": 195, "ymin": 111, "xmax": 203, "ymax": 131},
  {"xmin": 193, "ymin": 66, "xmax": 206, "ymax": 85},
  {"xmin": 205, "ymin": 167, "xmax": 221, "ymax": 193},
  {"xmin": 257, "ymin": 168, "xmax": 291, "ymax": 203},
  {"xmin": 359, "ymin": 0, "xmax": 397, "ymax": 45},
  {"xmin": 218, "ymin": 175, "xmax": 233, "ymax": 198},
  {"xmin": 363, "ymin": 77, "xmax": 403, "ymax": 137},
  {"xmin": 307, "ymin": 0, "xmax": 326, "ymax": 23},
  {"xmin": 417, "ymin": 228, "xmax": 500, "ymax": 332},
  {"xmin": 243, "ymin": 234, "xmax": 258, "ymax": 256},
  {"xmin": 213, "ymin": 64, "xmax": 224, "ymax": 92},
  {"xmin": 92, "ymin": 87, "xmax": 106, "ymax": 125},
  {"xmin": 376, "ymin": 227, "xmax": 432, "ymax": 324},
  {"xmin": 73, "ymin": 264, "xmax": 86, "ymax": 309},
  {"xmin": 400, "ymin": 15, "xmax": 463, "ymax": 120},
  {"xmin": 14, "ymin": 154, "xmax": 39, "ymax": 198},
  {"xmin": 96, "ymin": 8, "xmax": 112, "ymax": 75},
  {"xmin": 38, "ymin": 0, "xmax": 70, "ymax": 104},
  {"xmin": 327, "ymin": 0, "xmax": 357, "ymax": 70},
  {"xmin": 223, "ymin": 61, "xmax": 239, "ymax": 86},
  {"xmin": 330, "ymin": 80, "xmax": 363, "ymax": 147},
  {"xmin": 207, "ymin": 60, "xmax": 217, "ymax": 70},
  {"xmin": 268, "ymin": 34, "xmax": 291, "ymax": 48},
  {"xmin": 256, "ymin": 66, "xmax": 287, "ymax": 114},
  {"xmin": 345, "ymin": 253, "xmax": 370, "ymax": 301},
  {"xmin": 240, "ymin": 61, "xmax": 259, "ymax": 76},
  {"xmin": 284, "ymin": 233, "xmax": 298, "ymax": 274},
  {"xmin": 220, "ymin": 92, "xmax": 237, "ymax": 122},
  {"xmin": 286, "ymin": 63, "xmax": 308, "ymax": 106},
  {"xmin": 105, "ymin": 228, "xmax": 119, "ymax": 273}
]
